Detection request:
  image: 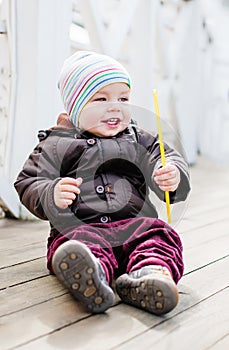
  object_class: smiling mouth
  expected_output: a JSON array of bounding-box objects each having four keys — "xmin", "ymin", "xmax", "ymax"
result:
[{"xmin": 103, "ymin": 118, "xmax": 121, "ymax": 126}]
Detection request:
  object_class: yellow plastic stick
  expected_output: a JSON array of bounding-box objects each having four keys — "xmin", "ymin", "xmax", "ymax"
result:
[{"xmin": 153, "ymin": 89, "xmax": 171, "ymax": 224}]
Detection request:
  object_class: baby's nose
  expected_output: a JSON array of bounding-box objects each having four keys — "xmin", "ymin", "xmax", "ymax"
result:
[{"xmin": 107, "ymin": 101, "xmax": 121, "ymax": 111}]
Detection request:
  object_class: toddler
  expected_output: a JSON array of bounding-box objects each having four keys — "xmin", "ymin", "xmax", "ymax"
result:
[{"xmin": 15, "ymin": 51, "xmax": 190, "ymax": 315}]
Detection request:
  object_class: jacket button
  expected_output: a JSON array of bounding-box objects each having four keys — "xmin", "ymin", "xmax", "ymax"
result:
[
  {"xmin": 96, "ymin": 185, "xmax": 104, "ymax": 194},
  {"xmin": 87, "ymin": 139, "xmax": 96, "ymax": 145},
  {"xmin": 100, "ymin": 216, "xmax": 109, "ymax": 223},
  {"xmin": 105, "ymin": 185, "xmax": 111, "ymax": 193},
  {"xmin": 38, "ymin": 130, "xmax": 48, "ymax": 140}
]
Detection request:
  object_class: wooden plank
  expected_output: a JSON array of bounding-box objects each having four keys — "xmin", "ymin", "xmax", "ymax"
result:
[
  {"xmin": 181, "ymin": 195, "xmax": 229, "ymax": 220},
  {"xmin": 0, "ymin": 257, "xmax": 47, "ymax": 290},
  {"xmin": 0, "ymin": 219, "xmax": 49, "ymax": 239},
  {"xmin": 0, "ymin": 220, "xmax": 48, "ymax": 267},
  {"xmin": 0, "ymin": 206, "xmax": 227, "ymax": 305},
  {"xmin": 160, "ymin": 170, "xmax": 229, "ymax": 232},
  {"xmin": 182, "ymin": 218, "xmax": 229, "ymax": 247},
  {"xmin": 189, "ymin": 157, "xmax": 229, "ymax": 177},
  {"xmin": 113, "ymin": 288, "xmax": 229, "ymax": 350},
  {"xmin": 0, "ymin": 219, "xmax": 48, "ymax": 268},
  {"xmin": 176, "ymin": 204, "xmax": 229, "ymax": 233},
  {"xmin": 0, "ymin": 241, "xmax": 46, "ymax": 269},
  {"xmin": 205, "ymin": 334, "xmax": 229, "ymax": 350},
  {"xmin": 0, "ymin": 294, "xmax": 89, "ymax": 350},
  {"xmin": 0, "ymin": 157, "xmax": 228, "ymax": 350},
  {"xmin": 184, "ymin": 244, "xmax": 229, "ymax": 275},
  {"xmin": 182, "ymin": 188, "xmax": 229, "ymax": 214},
  {"xmin": 181, "ymin": 219, "xmax": 229, "ymax": 273},
  {"xmin": 0, "ymin": 275, "xmax": 67, "ymax": 317},
  {"xmin": 0, "ymin": 215, "xmax": 227, "ymax": 314},
  {"xmin": 1, "ymin": 256, "xmax": 228, "ymax": 350}
]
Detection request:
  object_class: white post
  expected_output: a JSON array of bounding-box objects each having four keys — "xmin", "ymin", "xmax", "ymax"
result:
[
  {"xmin": 128, "ymin": 0, "xmax": 158, "ymax": 126},
  {"xmin": 0, "ymin": 0, "xmax": 72, "ymax": 218},
  {"xmin": 171, "ymin": 0, "xmax": 203, "ymax": 164},
  {"xmin": 199, "ymin": 0, "xmax": 229, "ymax": 163}
]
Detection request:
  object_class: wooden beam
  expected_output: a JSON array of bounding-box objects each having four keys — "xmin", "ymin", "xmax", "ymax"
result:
[
  {"xmin": 105, "ymin": 0, "xmax": 139, "ymax": 58},
  {"xmin": 77, "ymin": 0, "xmax": 107, "ymax": 52}
]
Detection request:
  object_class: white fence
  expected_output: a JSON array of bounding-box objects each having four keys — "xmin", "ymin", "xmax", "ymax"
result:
[{"xmin": 0, "ymin": 0, "xmax": 228, "ymax": 218}]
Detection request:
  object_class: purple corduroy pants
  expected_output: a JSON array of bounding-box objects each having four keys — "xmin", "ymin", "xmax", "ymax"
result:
[{"xmin": 47, "ymin": 217, "xmax": 184, "ymax": 284}]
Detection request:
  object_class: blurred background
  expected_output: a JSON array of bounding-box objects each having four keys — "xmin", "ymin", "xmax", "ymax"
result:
[{"xmin": 0, "ymin": 0, "xmax": 229, "ymax": 219}]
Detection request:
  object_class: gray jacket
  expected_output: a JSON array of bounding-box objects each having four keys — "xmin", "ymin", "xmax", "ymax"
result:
[{"xmin": 14, "ymin": 115, "xmax": 191, "ymax": 231}]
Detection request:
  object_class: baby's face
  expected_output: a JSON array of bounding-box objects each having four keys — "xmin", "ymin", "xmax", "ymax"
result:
[{"xmin": 78, "ymin": 83, "xmax": 131, "ymax": 137}]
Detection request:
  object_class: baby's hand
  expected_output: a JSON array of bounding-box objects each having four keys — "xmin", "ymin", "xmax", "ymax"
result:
[
  {"xmin": 54, "ymin": 177, "xmax": 83, "ymax": 209},
  {"xmin": 154, "ymin": 164, "xmax": 180, "ymax": 192}
]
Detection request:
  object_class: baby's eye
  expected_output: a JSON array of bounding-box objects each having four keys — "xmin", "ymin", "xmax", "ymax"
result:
[
  {"xmin": 92, "ymin": 97, "xmax": 106, "ymax": 102},
  {"xmin": 119, "ymin": 97, "xmax": 129, "ymax": 102}
]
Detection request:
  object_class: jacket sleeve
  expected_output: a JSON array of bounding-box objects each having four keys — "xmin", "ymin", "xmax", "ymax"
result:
[
  {"xmin": 138, "ymin": 130, "xmax": 191, "ymax": 203},
  {"xmin": 14, "ymin": 136, "xmax": 63, "ymax": 221}
]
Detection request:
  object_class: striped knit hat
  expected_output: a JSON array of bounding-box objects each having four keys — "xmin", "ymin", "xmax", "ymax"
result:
[{"xmin": 58, "ymin": 51, "xmax": 131, "ymax": 127}]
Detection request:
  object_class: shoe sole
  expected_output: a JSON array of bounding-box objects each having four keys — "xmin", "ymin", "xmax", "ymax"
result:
[
  {"xmin": 52, "ymin": 240, "xmax": 115, "ymax": 313},
  {"xmin": 116, "ymin": 273, "xmax": 179, "ymax": 315}
]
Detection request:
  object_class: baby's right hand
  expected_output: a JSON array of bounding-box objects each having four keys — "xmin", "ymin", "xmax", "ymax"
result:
[{"xmin": 54, "ymin": 177, "xmax": 83, "ymax": 209}]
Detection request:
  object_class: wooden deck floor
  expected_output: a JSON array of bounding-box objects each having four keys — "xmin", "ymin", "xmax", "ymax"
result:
[{"xmin": 1, "ymin": 156, "xmax": 229, "ymax": 350}]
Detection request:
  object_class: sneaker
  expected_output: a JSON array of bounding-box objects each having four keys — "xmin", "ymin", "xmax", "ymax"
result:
[
  {"xmin": 52, "ymin": 240, "xmax": 115, "ymax": 313},
  {"xmin": 115, "ymin": 265, "xmax": 179, "ymax": 315}
]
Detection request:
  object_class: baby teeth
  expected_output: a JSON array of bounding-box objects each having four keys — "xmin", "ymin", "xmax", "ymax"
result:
[{"xmin": 107, "ymin": 118, "xmax": 119, "ymax": 125}]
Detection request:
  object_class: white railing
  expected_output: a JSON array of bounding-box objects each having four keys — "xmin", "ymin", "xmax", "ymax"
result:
[{"xmin": 1, "ymin": 0, "xmax": 228, "ymax": 217}]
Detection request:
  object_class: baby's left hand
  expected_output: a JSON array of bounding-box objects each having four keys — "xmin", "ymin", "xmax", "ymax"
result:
[{"xmin": 154, "ymin": 163, "xmax": 180, "ymax": 192}]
